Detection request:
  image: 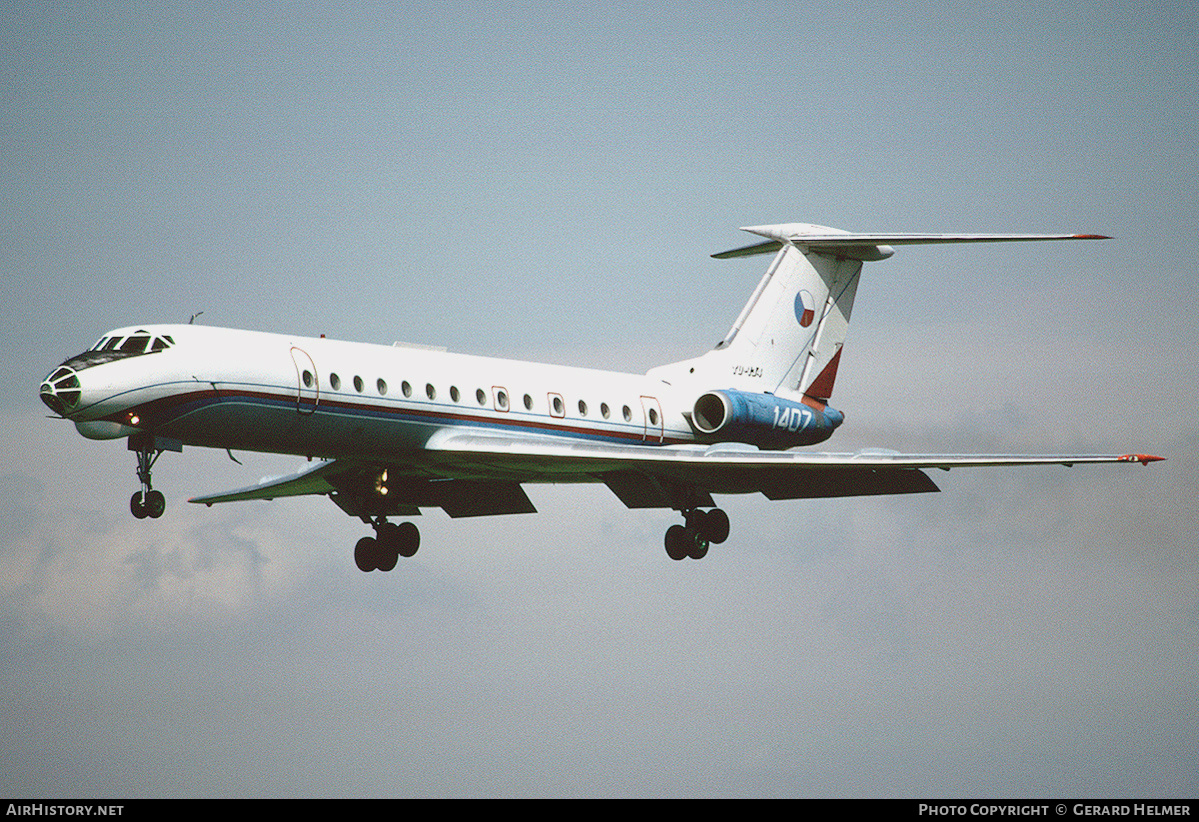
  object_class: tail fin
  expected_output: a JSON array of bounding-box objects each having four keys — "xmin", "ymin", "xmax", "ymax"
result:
[
  {"xmin": 650, "ymin": 223, "xmax": 1108, "ymax": 404},
  {"xmin": 714, "ymin": 233, "xmax": 862, "ymax": 402}
]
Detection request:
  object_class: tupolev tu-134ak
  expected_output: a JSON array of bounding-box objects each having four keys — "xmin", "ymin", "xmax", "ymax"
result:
[{"xmin": 40, "ymin": 222, "xmax": 1163, "ymax": 569}]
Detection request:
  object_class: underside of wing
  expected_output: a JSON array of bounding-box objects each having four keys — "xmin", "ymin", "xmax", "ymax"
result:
[
  {"xmin": 189, "ymin": 457, "xmax": 537, "ymax": 518},
  {"xmin": 420, "ymin": 431, "xmax": 1163, "ymax": 510},
  {"xmin": 188, "ymin": 459, "xmax": 343, "ymax": 504},
  {"xmin": 188, "ymin": 432, "xmax": 1160, "ymax": 518}
]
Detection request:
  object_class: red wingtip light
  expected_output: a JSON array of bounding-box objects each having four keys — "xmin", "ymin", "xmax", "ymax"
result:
[{"xmin": 1119, "ymin": 454, "xmax": 1165, "ymax": 465}]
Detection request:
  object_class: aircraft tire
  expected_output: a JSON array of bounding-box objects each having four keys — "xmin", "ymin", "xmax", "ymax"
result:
[
  {"xmin": 130, "ymin": 492, "xmax": 148, "ymax": 519},
  {"xmin": 688, "ymin": 533, "xmax": 710, "ymax": 560},
  {"xmin": 354, "ymin": 536, "xmax": 379, "ymax": 572},
  {"xmin": 374, "ymin": 523, "xmax": 402, "ymax": 571},
  {"xmin": 146, "ymin": 490, "xmax": 166, "ymax": 519},
  {"xmin": 395, "ymin": 521, "xmax": 420, "ymax": 558},
  {"xmin": 700, "ymin": 509, "xmax": 729, "ymax": 544},
  {"xmin": 376, "ymin": 546, "xmax": 398, "ymax": 572},
  {"xmin": 665, "ymin": 524, "xmax": 689, "ymax": 561}
]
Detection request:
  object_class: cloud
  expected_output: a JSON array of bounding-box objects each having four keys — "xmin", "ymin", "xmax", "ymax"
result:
[{"xmin": 2, "ymin": 406, "xmax": 1197, "ymax": 797}]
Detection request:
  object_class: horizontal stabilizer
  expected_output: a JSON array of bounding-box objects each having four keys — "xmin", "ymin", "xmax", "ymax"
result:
[{"xmin": 713, "ymin": 223, "xmax": 1110, "ymax": 261}]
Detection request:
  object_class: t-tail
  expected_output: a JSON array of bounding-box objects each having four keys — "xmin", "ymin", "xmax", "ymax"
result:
[{"xmin": 650, "ymin": 223, "xmax": 1109, "ymax": 447}]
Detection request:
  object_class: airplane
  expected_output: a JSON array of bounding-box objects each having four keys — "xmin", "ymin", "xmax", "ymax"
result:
[{"xmin": 39, "ymin": 222, "xmax": 1163, "ymax": 569}]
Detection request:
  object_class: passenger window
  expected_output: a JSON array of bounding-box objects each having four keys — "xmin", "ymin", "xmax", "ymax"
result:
[
  {"xmin": 353, "ymin": 376, "xmax": 364, "ymax": 393},
  {"xmin": 450, "ymin": 386, "xmax": 460, "ymax": 402},
  {"xmin": 402, "ymin": 381, "xmax": 412, "ymax": 398},
  {"xmin": 377, "ymin": 378, "xmax": 388, "ymax": 395},
  {"xmin": 495, "ymin": 389, "xmax": 510, "ymax": 411},
  {"xmin": 649, "ymin": 408, "xmax": 659, "ymax": 425},
  {"xmin": 578, "ymin": 400, "xmax": 588, "ymax": 416},
  {"xmin": 426, "ymin": 383, "xmax": 436, "ymax": 400},
  {"xmin": 523, "ymin": 394, "xmax": 533, "ymax": 411},
  {"xmin": 601, "ymin": 403, "xmax": 610, "ymax": 419},
  {"xmin": 330, "ymin": 373, "xmax": 341, "ymax": 391},
  {"xmin": 302, "ymin": 370, "xmax": 314, "ymax": 388},
  {"xmin": 476, "ymin": 388, "xmax": 486, "ymax": 405},
  {"xmin": 622, "ymin": 405, "xmax": 632, "ymax": 422},
  {"xmin": 550, "ymin": 395, "xmax": 564, "ymax": 417}
]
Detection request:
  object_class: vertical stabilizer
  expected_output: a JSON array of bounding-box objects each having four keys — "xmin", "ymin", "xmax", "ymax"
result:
[
  {"xmin": 650, "ymin": 230, "xmax": 864, "ymax": 403},
  {"xmin": 716, "ymin": 242, "xmax": 863, "ymax": 401},
  {"xmin": 648, "ymin": 223, "xmax": 1109, "ymax": 406}
]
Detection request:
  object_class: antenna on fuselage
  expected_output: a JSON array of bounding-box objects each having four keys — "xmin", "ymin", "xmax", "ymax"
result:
[{"xmin": 188, "ymin": 312, "xmax": 204, "ymax": 324}]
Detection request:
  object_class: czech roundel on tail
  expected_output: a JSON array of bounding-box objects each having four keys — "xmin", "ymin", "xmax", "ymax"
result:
[{"xmin": 40, "ymin": 222, "xmax": 1163, "ymax": 569}]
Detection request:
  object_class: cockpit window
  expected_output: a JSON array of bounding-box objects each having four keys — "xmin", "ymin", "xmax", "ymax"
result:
[
  {"xmin": 121, "ymin": 335, "xmax": 151, "ymax": 353},
  {"xmin": 61, "ymin": 330, "xmax": 176, "ymax": 372}
]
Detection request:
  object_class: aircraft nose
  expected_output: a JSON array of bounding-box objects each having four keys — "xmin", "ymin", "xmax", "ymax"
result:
[{"xmin": 40, "ymin": 366, "xmax": 82, "ymax": 416}]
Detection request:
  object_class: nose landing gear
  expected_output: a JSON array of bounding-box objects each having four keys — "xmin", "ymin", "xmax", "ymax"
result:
[
  {"xmin": 130, "ymin": 446, "xmax": 166, "ymax": 519},
  {"xmin": 664, "ymin": 508, "xmax": 730, "ymax": 560},
  {"xmin": 126, "ymin": 433, "xmax": 180, "ymax": 520},
  {"xmin": 131, "ymin": 489, "xmax": 166, "ymax": 519}
]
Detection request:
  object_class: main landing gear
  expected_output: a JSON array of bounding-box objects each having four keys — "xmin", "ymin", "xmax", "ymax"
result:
[
  {"xmin": 665, "ymin": 508, "xmax": 730, "ymax": 561},
  {"xmin": 354, "ymin": 519, "xmax": 420, "ymax": 572}
]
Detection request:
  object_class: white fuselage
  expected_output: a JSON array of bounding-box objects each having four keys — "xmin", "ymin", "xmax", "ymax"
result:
[{"xmin": 61, "ymin": 324, "xmax": 696, "ymax": 464}]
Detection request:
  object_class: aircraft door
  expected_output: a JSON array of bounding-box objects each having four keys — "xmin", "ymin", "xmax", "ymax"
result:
[
  {"xmin": 640, "ymin": 395, "xmax": 664, "ymax": 443},
  {"xmin": 290, "ymin": 346, "xmax": 319, "ymax": 414}
]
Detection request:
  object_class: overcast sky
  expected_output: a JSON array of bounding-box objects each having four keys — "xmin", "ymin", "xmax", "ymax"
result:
[{"xmin": 3, "ymin": 0, "xmax": 1197, "ymax": 798}]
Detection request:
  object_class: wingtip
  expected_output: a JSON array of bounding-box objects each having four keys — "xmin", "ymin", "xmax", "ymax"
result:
[{"xmin": 1119, "ymin": 454, "xmax": 1165, "ymax": 465}]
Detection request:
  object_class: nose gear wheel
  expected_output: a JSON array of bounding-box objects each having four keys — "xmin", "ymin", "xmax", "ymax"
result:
[
  {"xmin": 131, "ymin": 489, "xmax": 166, "ymax": 519},
  {"xmin": 128, "ymin": 437, "xmax": 167, "ymax": 519}
]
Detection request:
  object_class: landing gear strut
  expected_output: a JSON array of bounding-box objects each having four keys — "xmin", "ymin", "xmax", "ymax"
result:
[
  {"xmin": 126, "ymin": 433, "xmax": 180, "ymax": 520},
  {"xmin": 129, "ymin": 444, "xmax": 166, "ymax": 519},
  {"xmin": 665, "ymin": 508, "xmax": 729, "ymax": 561},
  {"xmin": 354, "ymin": 519, "xmax": 420, "ymax": 572}
]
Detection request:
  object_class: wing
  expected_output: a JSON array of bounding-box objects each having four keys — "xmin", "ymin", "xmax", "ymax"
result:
[
  {"xmin": 422, "ymin": 432, "xmax": 1161, "ymax": 508},
  {"xmin": 189, "ymin": 459, "xmax": 343, "ymax": 503},
  {"xmin": 189, "ymin": 432, "xmax": 1161, "ymax": 517},
  {"xmin": 188, "ymin": 456, "xmax": 537, "ymax": 519}
]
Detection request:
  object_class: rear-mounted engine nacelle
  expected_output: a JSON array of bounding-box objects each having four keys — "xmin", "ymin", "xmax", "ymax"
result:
[{"xmin": 691, "ymin": 389, "xmax": 844, "ymax": 448}]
